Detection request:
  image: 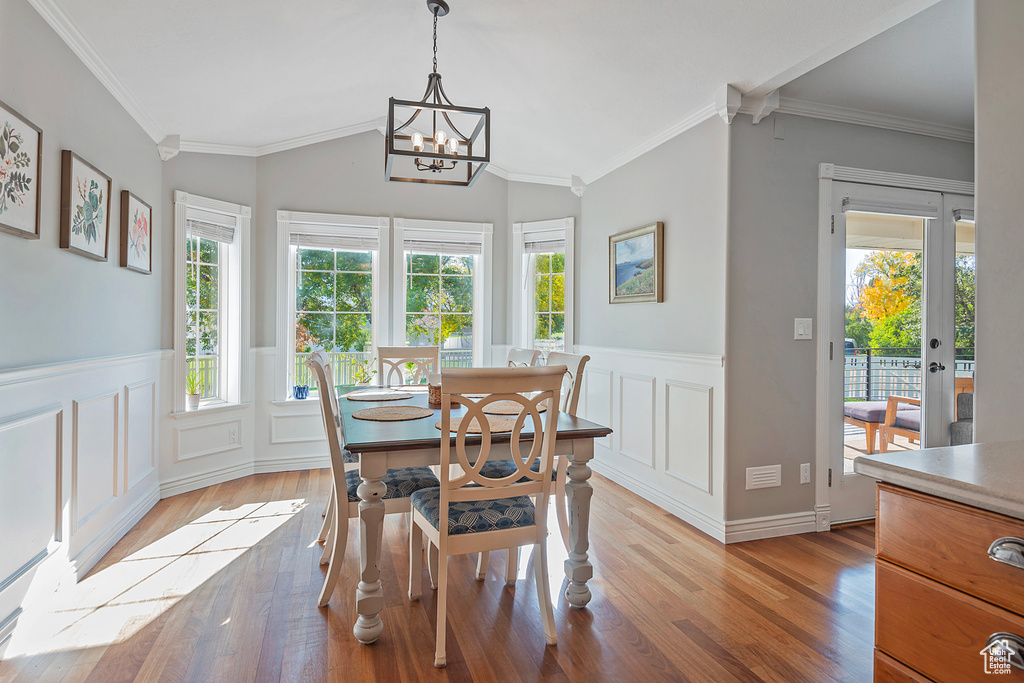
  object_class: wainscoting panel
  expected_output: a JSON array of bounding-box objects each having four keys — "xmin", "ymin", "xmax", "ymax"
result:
[
  {"xmin": 270, "ymin": 413, "xmax": 325, "ymax": 445},
  {"xmin": 664, "ymin": 380, "xmax": 713, "ymax": 494},
  {"xmin": 124, "ymin": 381, "xmax": 156, "ymax": 493},
  {"xmin": 72, "ymin": 392, "xmax": 119, "ymax": 532},
  {"xmin": 175, "ymin": 419, "xmax": 242, "ymax": 462},
  {"xmin": 577, "ymin": 345, "xmax": 727, "ymax": 541}
]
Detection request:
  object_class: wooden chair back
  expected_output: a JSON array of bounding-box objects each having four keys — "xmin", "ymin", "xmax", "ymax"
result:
[
  {"xmin": 507, "ymin": 347, "xmax": 541, "ymax": 367},
  {"xmin": 377, "ymin": 346, "xmax": 439, "ymax": 385},
  {"xmin": 306, "ymin": 351, "xmax": 346, "ymax": 461},
  {"xmin": 438, "ymin": 366, "xmax": 565, "ymax": 518},
  {"xmin": 544, "ymin": 351, "xmax": 590, "ymax": 416}
]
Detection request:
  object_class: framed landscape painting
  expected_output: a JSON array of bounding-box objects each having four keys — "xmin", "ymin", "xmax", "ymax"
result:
[
  {"xmin": 0, "ymin": 99, "xmax": 43, "ymax": 239},
  {"xmin": 120, "ymin": 190, "xmax": 152, "ymax": 274},
  {"xmin": 60, "ymin": 150, "xmax": 112, "ymax": 261},
  {"xmin": 609, "ymin": 221, "xmax": 664, "ymax": 304}
]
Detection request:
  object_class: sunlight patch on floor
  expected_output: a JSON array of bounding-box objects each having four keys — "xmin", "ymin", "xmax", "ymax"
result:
[{"xmin": 5, "ymin": 499, "xmax": 306, "ymax": 658}]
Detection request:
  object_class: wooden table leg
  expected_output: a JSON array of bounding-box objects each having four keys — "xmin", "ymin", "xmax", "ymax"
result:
[
  {"xmin": 353, "ymin": 455, "xmax": 387, "ymax": 644},
  {"xmin": 564, "ymin": 438, "xmax": 594, "ymax": 609}
]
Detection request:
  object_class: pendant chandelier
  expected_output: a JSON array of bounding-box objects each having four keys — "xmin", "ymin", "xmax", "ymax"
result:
[{"xmin": 385, "ymin": 0, "xmax": 490, "ymax": 187}]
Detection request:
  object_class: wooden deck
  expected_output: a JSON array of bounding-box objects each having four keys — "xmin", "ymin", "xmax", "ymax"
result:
[{"xmin": 0, "ymin": 469, "xmax": 877, "ymax": 682}]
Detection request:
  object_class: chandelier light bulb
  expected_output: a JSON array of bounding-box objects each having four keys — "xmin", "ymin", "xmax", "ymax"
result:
[
  {"xmin": 434, "ymin": 130, "xmax": 447, "ymax": 148},
  {"xmin": 411, "ymin": 132, "xmax": 424, "ymax": 152},
  {"xmin": 447, "ymin": 137, "xmax": 458, "ymax": 155}
]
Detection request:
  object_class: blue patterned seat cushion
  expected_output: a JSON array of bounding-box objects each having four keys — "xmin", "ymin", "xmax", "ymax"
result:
[
  {"xmin": 345, "ymin": 467, "xmax": 439, "ymax": 502},
  {"xmin": 410, "ymin": 488, "xmax": 536, "ymax": 535},
  {"xmin": 478, "ymin": 458, "xmax": 557, "ymax": 481},
  {"xmin": 342, "ymin": 449, "xmax": 359, "ymax": 464}
]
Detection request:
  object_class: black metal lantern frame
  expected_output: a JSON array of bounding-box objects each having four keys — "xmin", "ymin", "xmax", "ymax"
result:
[{"xmin": 385, "ymin": 1, "xmax": 490, "ymax": 187}]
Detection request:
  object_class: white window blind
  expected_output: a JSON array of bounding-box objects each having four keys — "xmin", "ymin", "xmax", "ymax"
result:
[
  {"xmin": 187, "ymin": 219, "xmax": 235, "ymax": 244},
  {"xmin": 289, "ymin": 232, "xmax": 379, "ymax": 251},
  {"xmin": 404, "ymin": 229, "xmax": 483, "ymax": 256},
  {"xmin": 524, "ymin": 228, "xmax": 566, "ymax": 253}
]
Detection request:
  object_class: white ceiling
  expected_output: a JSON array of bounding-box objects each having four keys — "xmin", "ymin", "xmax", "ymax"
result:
[
  {"xmin": 34, "ymin": 0, "xmax": 947, "ymax": 183},
  {"xmin": 781, "ymin": 0, "xmax": 974, "ymax": 135}
]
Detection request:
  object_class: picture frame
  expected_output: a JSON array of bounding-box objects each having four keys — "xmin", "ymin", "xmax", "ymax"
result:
[
  {"xmin": 0, "ymin": 99, "xmax": 43, "ymax": 239},
  {"xmin": 60, "ymin": 150, "xmax": 112, "ymax": 261},
  {"xmin": 120, "ymin": 190, "xmax": 152, "ymax": 274},
  {"xmin": 609, "ymin": 221, "xmax": 664, "ymax": 304}
]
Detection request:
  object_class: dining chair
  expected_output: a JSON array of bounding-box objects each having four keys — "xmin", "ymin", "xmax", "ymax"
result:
[
  {"xmin": 474, "ymin": 352, "xmax": 591, "ymax": 580},
  {"xmin": 306, "ymin": 351, "xmax": 441, "ymax": 607},
  {"xmin": 408, "ymin": 365, "xmax": 565, "ymax": 668},
  {"xmin": 377, "ymin": 345, "xmax": 439, "ymax": 385},
  {"xmin": 507, "ymin": 347, "xmax": 541, "ymax": 367}
]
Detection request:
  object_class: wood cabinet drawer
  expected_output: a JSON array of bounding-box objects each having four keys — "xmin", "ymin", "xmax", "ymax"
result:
[
  {"xmin": 877, "ymin": 483, "xmax": 1024, "ymax": 615},
  {"xmin": 874, "ymin": 649, "xmax": 932, "ymax": 682},
  {"xmin": 876, "ymin": 560, "xmax": 1024, "ymax": 682}
]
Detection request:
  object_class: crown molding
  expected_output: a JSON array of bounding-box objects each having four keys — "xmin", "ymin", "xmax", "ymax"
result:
[
  {"xmin": 775, "ymin": 97, "xmax": 974, "ymax": 143},
  {"xmin": 505, "ymin": 172, "xmax": 571, "ymax": 187},
  {"xmin": 27, "ymin": 0, "xmax": 165, "ymax": 144},
  {"xmin": 580, "ymin": 102, "xmax": 718, "ymax": 185}
]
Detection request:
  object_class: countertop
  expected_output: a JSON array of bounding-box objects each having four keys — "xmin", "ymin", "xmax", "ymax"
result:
[{"xmin": 854, "ymin": 440, "xmax": 1024, "ymax": 521}]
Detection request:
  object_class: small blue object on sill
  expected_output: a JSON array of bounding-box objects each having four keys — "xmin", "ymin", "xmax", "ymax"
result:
[{"xmin": 293, "ymin": 385, "xmax": 310, "ymax": 400}]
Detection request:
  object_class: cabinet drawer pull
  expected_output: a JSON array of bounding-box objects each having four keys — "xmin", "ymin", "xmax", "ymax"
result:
[
  {"xmin": 985, "ymin": 633, "xmax": 1024, "ymax": 671},
  {"xmin": 988, "ymin": 537, "xmax": 1024, "ymax": 570}
]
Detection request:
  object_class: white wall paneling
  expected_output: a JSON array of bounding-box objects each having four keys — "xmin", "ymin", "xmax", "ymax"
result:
[
  {"xmin": 576, "ymin": 345, "xmax": 727, "ymax": 541},
  {"xmin": 124, "ymin": 381, "xmax": 157, "ymax": 493},
  {"xmin": 72, "ymin": 391, "xmax": 119, "ymax": 533},
  {"xmin": 270, "ymin": 413, "xmax": 325, "ymax": 445},
  {"xmin": 173, "ymin": 418, "xmax": 243, "ymax": 462}
]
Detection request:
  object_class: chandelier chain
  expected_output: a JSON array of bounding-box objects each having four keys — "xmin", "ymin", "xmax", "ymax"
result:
[{"xmin": 432, "ymin": 12, "xmax": 438, "ymax": 73}]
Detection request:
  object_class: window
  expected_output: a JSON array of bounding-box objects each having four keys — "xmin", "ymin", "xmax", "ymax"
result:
[
  {"xmin": 395, "ymin": 219, "xmax": 492, "ymax": 368},
  {"xmin": 173, "ymin": 192, "xmax": 251, "ymax": 412},
  {"xmin": 276, "ymin": 212, "xmax": 387, "ymax": 399},
  {"xmin": 513, "ymin": 218, "xmax": 574, "ymax": 356}
]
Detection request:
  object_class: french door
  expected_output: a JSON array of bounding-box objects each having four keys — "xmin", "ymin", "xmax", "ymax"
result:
[{"xmin": 827, "ymin": 182, "xmax": 975, "ymax": 522}]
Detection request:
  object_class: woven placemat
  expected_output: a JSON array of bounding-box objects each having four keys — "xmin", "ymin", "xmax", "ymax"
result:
[
  {"xmin": 435, "ymin": 415, "xmax": 518, "ymax": 433},
  {"xmin": 344, "ymin": 389, "xmax": 414, "ymax": 402},
  {"xmin": 353, "ymin": 406, "xmax": 434, "ymax": 421},
  {"xmin": 482, "ymin": 400, "xmax": 548, "ymax": 415}
]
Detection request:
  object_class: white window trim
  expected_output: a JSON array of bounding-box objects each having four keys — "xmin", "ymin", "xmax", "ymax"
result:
[
  {"xmin": 511, "ymin": 217, "xmax": 575, "ymax": 355},
  {"xmin": 275, "ymin": 210, "xmax": 390, "ymax": 401},
  {"xmin": 393, "ymin": 217, "xmax": 493, "ymax": 367},
  {"xmin": 173, "ymin": 191, "xmax": 252, "ymax": 413}
]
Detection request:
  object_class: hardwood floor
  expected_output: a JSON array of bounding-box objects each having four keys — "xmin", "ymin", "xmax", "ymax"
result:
[{"xmin": 0, "ymin": 470, "xmax": 876, "ymax": 682}]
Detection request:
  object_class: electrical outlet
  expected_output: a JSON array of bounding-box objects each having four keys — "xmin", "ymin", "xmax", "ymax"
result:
[
  {"xmin": 229, "ymin": 427, "xmax": 238, "ymax": 444},
  {"xmin": 800, "ymin": 463, "xmax": 811, "ymax": 484}
]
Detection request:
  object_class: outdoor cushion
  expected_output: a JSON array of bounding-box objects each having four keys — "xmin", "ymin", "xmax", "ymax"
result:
[
  {"xmin": 410, "ymin": 488, "xmax": 536, "ymax": 535},
  {"xmin": 894, "ymin": 410, "xmax": 921, "ymax": 433},
  {"xmin": 844, "ymin": 400, "xmax": 917, "ymax": 423},
  {"xmin": 345, "ymin": 466, "xmax": 439, "ymax": 503},
  {"xmin": 957, "ymin": 392, "xmax": 974, "ymax": 420},
  {"xmin": 478, "ymin": 458, "xmax": 557, "ymax": 481}
]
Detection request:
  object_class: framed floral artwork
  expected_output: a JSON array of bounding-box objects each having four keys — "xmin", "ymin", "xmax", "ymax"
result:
[
  {"xmin": 120, "ymin": 190, "xmax": 152, "ymax": 274},
  {"xmin": 0, "ymin": 99, "xmax": 43, "ymax": 239},
  {"xmin": 60, "ymin": 150, "xmax": 112, "ymax": 261}
]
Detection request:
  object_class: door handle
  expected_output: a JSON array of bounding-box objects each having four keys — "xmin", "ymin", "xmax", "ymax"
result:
[{"xmin": 928, "ymin": 362, "xmax": 946, "ymax": 373}]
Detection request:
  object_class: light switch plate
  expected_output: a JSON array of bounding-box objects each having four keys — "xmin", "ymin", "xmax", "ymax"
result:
[{"xmin": 794, "ymin": 318, "xmax": 813, "ymax": 340}]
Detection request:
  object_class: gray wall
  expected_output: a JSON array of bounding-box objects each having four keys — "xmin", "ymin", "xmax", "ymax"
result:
[
  {"xmin": 254, "ymin": 132, "xmax": 510, "ymax": 349},
  {"xmin": 579, "ymin": 116, "xmax": 730, "ymax": 355},
  {"xmin": 159, "ymin": 152, "xmax": 257, "ymax": 349},
  {"xmin": 973, "ymin": 0, "xmax": 1024, "ymax": 443},
  {"xmin": 507, "ymin": 181, "xmax": 581, "ymax": 346},
  {"xmin": 725, "ymin": 112, "xmax": 974, "ymax": 520},
  {"xmin": 0, "ymin": 0, "xmax": 162, "ymax": 369}
]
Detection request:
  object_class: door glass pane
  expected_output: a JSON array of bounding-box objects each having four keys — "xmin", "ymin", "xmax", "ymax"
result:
[
  {"xmin": 843, "ymin": 212, "xmax": 925, "ymax": 471},
  {"xmin": 954, "ymin": 219, "xmax": 976, "ymax": 402}
]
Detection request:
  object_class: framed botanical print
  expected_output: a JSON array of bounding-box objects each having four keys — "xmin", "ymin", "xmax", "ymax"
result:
[
  {"xmin": 120, "ymin": 190, "xmax": 152, "ymax": 274},
  {"xmin": 0, "ymin": 99, "xmax": 43, "ymax": 239},
  {"xmin": 609, "ymin": 221, "xmax": 664, "ymax": 304},
  {"xmin": 60, "ymin": 150, "xmax": 112, "ymax": 261}
]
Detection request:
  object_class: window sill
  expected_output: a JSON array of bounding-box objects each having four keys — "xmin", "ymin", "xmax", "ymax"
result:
[
  {"xmin": 271, "ymin": 397, "xmax": 322, "ymax": 408},
  {"xmin": 169, "ymin": 401, "xmax": 250, "ymax": 419}
]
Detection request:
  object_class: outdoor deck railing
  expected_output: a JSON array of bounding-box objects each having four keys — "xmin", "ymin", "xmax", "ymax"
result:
[
  {"xmin": 292, "ymin": 349, "xmax": 474, "ymax": 393},
  {"xmin": 186, "ymin": 356, "xmax": 220, "ymax": 400},
  {"xmin": 844, "ymin": 346, "xmax": 975, "ymax": 401}
]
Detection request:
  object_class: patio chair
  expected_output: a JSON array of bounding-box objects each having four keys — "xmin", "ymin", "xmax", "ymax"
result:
[{"xmin": 878, "ymin": 395, "xmax": 921, "ymax": 453}]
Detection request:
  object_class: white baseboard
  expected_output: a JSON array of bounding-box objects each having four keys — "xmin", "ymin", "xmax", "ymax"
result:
[
  {"xmin": 68, "ymin": 483, "xmax": 160, "ymax": 580},
  {"xmin": 723, "ymin": 511, "xmax": 818, "ymax": 544},
  {"xmin": 159, "ymin": 462, "xmax": 254, "ymax": 499},
  {"xmin": 253, "ymin": 455, "xmax": 330, "ymax": 474},
  {"xmin": 0, "ymin": 606, "xmax": 22, "ymax": 652},
  {"xmin": 590, "ymin": 460, "xmax": 727, "ymax": 542}
]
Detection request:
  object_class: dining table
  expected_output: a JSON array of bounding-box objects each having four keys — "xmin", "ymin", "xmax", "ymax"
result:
[{"xmin": 336, "ymin": 384, "xmax": 613, "ymax": 644}]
